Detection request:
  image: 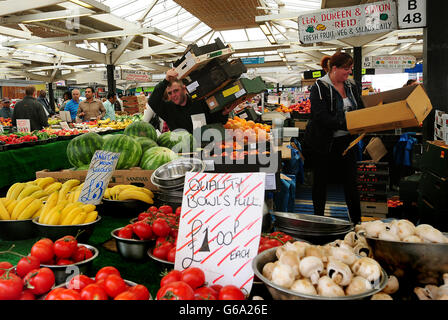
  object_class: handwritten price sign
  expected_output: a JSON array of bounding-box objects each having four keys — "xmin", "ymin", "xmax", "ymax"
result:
[
  {"xmin": 175, "ymin": 172, "xmax": 266, "ymax": 295},
  {"xmin": 16, "ymin": 119, "xmax": 31, "ymax": 133},
  {"xmin": 79, "ymin": 150, "xmax": 120, "ymax": 205}
]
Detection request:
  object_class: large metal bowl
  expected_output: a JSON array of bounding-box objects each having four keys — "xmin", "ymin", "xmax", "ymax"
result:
[
  {"xmin": 364, "ymin": 233, "xmax": 448, "ymax": 285},
  {"xmin": 32, "ymin": 215, "xmax": 101, "ymax": 242},
  {"xmin": 151, "ymin": 157, "xmax": 205, "ymax": 188},
  {"xmin": 252, "ymin": 247, "xmax": 387, "ymax": 300},
  {"xmin": 272, "ymin": 212, "xmax": 353, "ymax": 233},
  {"xmin": 274, "ymin": 225, "xmax": 354, "ymax": 245},
  {"xmin": 111, "ymin": 228, "xmax": 154, "ymax": 261},
  {"xmin": 0, "ymin": 219, "xmax": 37, "ymax": 240},
  {"xmin": 147, "ymin": 247, "xmax": 174, "ymax": 266},
  {"xmin": 41, "ymin": 244, "xmax": 99, "ymax": 285}
]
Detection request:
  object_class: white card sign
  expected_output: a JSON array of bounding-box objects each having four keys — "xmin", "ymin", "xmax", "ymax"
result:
[
  {"xmin": 175, "ymin": 172, "xmax": 266, "ymax": 295},
  {"xmin": 59, "ymin": 111, "xmax": 72, "ymax": 123},
  {"xmin": 60, "ymin": 121, "xmax": 70, "ymax": 130},
  {"xmin": 79, "ymin": 150, "xmax": 120, "ymax": 205},
  {"xmin": 398, "ymin": 0, "xmax": 426, "ymax": 29},
  {"xmin": 16, "ymin": 119, "xmax": 31, "ymax": 133}
]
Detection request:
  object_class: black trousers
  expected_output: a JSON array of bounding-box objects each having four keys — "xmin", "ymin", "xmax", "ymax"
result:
[{"xmin": 311, "ymin": 135, "xmax": 361, "ymax": 225}]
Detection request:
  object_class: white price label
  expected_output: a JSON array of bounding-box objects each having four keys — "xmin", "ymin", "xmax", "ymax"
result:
[
  {"xmin": 16, "ymin": 119, "xmax": 31, "ymax": 133},
  {"xmin": 265, "ymin": 173, "xmax": 276, "ymax": 190},
  {"xmin": 60, "ymin": 122, "xmax": 70, "ymax": 130},
  {"xmin": 398, "ymin": 0, "xmax": 426, "ymax": 28}
]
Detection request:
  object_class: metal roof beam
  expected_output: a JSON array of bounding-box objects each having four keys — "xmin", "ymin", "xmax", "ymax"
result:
[
  {"xmin": 116, "ymin": 43, "xmax": 178, "ymax": 64},
  {"xmin": 0, "ymin": 8, "xmax": 94, "ymax": 24},
  {"xmin": 0, "ymin": 0, "xmax": 65, "ymax": 17}
]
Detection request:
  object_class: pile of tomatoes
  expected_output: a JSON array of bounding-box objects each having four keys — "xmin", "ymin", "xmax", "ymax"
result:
[
  {"xmin": 118, "ymin": 205, "xmax": 180, "ymax": 263},
  {"xmin": 157, "ymin": 267, "xmax": 245, "ymax": 300},
  {"xmin": 45, "ymin": 266, "xmax": 150, "ymax": 300},
  {"xmin": 258, "ymin": 231, "xmax": 294, "ymax": 254}
]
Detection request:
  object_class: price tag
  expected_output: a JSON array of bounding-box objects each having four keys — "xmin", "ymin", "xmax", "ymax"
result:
[
  {"xmin": 16, "ymin": 119, "xmax": 31, "ymax": 133},
  {"xmin": 175, "ymin": 172, "xmax": 266, "ymax": 295},
  {"xmin": 79, "ymin": 150, "xmax": 120, "ymax": 205},
  {"xmin": 60, "ymin": 121, "xmax": 70, "ymax": 130},
  {"xmin": 0, "ymin": 125, "xmax": 3, "ymax": 133},
  {"xmin": 265, "ymin": 173, "xmax": 277, "ymax": 190},
  {"xmin": 59, "ymin": 111, "xmax": 72, "ymax": 122},
  {"xmin": 191, "ymin": 113, "xmax": 207, "ymax": 131}
]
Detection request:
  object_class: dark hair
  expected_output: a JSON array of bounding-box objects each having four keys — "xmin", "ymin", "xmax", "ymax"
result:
[
  {"xmin": 85, "ymin": 86, "xmax": 95, "ymax": 93},
  {"xmin": 167, "ymin": 79, "xmax": 185, "ymax": 88},
  {"xmin": 320, "ymin": 56, "xmax": 331, "ymax": 72},
  {"xmin": 107, "ymin": 92, "xmax": 116, "ymax": 99},
  {"xmin": 63, "ymin": 91, "xmax": 72, "ymax": 100},
  {"xmin": 25, "ymin": 86, "xmax": 36, "ymax": 96},
  {"xmin": 329, "ymin": 51, "xmax": 353, "ymax": 70},
  {"xmin": 404, "ymin": 79, "xmax": 417, "ymax": 87}
]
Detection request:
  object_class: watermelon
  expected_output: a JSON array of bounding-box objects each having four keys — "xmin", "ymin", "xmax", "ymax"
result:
[
  {"xmin": 157, "ymin": 130, "xmax": 194, "ymax": 153},
  {"xmin": 102, "ymin": 134, "xmax": 142, "ymax": 169},
  {"xmin": 124, "ymin": 121, "xmax": 157, "ymax": 140},
  {"xmin": 66, "ymin": 132, "xmax": 104, "ymax": 168},
  {"xmin": 140, "ymin": 146, "xmax": 178, "ymax": 170},
  {"xmin": 102, "ymin": 134, "xmax": 116, "ymax": 144},
  {"xmin": 134, "ymin": 136, "xmax": 158, "ymax": 153}
]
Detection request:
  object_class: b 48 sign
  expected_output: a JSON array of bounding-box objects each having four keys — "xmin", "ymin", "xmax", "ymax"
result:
[{"xmin": 398, "ymin": 0, "xmax": 426, "ymax": 28}]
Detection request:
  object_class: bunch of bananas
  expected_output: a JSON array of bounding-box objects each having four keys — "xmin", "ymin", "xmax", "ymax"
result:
[{"xmin": 103, "ymin": 185, "xmax": 154, "ymax": 204}]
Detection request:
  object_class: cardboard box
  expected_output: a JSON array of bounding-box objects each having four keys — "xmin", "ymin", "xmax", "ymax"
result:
[
  {"xmin": 346, "ymin": 84, "xmax": 433, "ymax": 134},
  {"xmin": 364, "ymin": 137, "xmax": 387, "ymax": 163},
  {"xmin": 420, "ymin": 140, "xmax": 448, "ymax": 178},
  {"xmin": 434, "ymin": 109, "xmax": 448, "ymax": 127},
  {"xmin": 235, "ymin": 107, "xmax": 259, "ymax": 121},
  {"xmin": 36, "ymin": 167, "xmax": 157, "ymax": 191},
  {"xmin": 121, "ymin": 95, "xmax": 146, "ymax": 114},
  {"xmin": 360, "ymin": 201, "xmax": 388, "ymax": 215}
]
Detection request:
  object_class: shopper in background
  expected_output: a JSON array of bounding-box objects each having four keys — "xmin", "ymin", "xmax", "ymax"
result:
[
  {"xmin": 37, "ymin": 90, "xmax": 53, "ymax": 115},
  {"xmin": 103, "ymin": 92, "xmax": 117, "ymax": 121},
  {"xmin": 320, "ymin": 55, "xmax": 331, "ymax": 74},
  {"xmin": 304, "ymin": 51, "xmax": 365, "ymax": 225},
  {"xmin": 65, "ymin": 89, "xmax": 81, "ymax": 122},
  {"xmin": 115, "ymin": 93, "xmax": 123, "ymax": 111},
  {"xmin": 148, "ymin": 68, "xmax": 230, "ymax": 133},
  {"xmin": 12, "ymin": 86, "xmax": 48, "ymax": 131},
  {"xmin": 77, "ymin": 87, "xmax": 106, "ymax": 122},
  {"xmin": 59, "ymin": 91, "xmax": 72, "ymax": 111},
  {"xmin": 0, "ymin": 98, "xmax": 13, "ymax": 118},
  {"xmin": 404, "ymin": 79, "xmax": 418, "ymax": 87}
]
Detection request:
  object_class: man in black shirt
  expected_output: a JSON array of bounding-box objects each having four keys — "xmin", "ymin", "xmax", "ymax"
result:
[
  {"xmin": 12, "ymin": 86, "xmax": 48, "ymax": 131},
  {"xmin": 149, "ymin": 68, "xmax": 231, "ymax": 133}
]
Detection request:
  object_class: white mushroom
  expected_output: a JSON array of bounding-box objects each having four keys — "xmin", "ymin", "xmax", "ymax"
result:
[
  {"xmin": 353, "ymin": 243, "xmax": 371, "ymax": 257},
  {"xmin": 364, "ymin": 220, "xmax": 386, "ymax": 238},
  {"xmin": 299, "ymin": 256, "xmax": 324, "ymax": 285},
  {"xmin": 326, "ymin": 258, "xmax": 353, "ymax": 286},
  {"xmin": 402, "ymin": 235, "xmax": 423, "ymax": 243},
  {"xmin": 355, "ymin": 222, "xmax": 367, "ymax": 234},
  {"xmin": 305, "ymin": 245, "xmax": 326, "ymax": 260},
  {"xmin": 290, "ymin": 278, "xmax": 317, "ymax": 296},
  {"xmin": 371, "ymin": 292, "xmax": 393, "ymax": 300},
  {"xmin": 317, "ymin": 276, "xmax": 345, "ymax": 297},
  {"xmin": 278, "ymin": 251, "xmax": 300, "ymax": 277},
  {"xmin": 382, "ymin": 275, "xmax": 399, "ymax": 294},
  {"xmin": 345, "ymin": 276, "xmax": 372, "ymax": 296},
  {"xmin": 275, "ymin": 245, "xmax": 287, "ymax": 260},
  {"xmin": 378, "ymin": 229, "xmax": 400, "ymax": 242},
  {"xmin": 329, "ymin": 246, "xmax": 357, "ymax": 266},
  {"xmin": 283, "ymin": 241, "xmax": 309, "ymax": 258},
  {"xmin": 262, "ymin": 262, "xmax": 276, "ymax": 281},
  {"xmin": 351, "ymin": 257, "xmax": 382, "ymax": 285},
  {"xmin": 271, "ymin": 263, "xmax": 295, "ymax": 288},
  {"xmin": 343, "ymin": 232, "xmax": 358, "ymax": 247},
  {"xmin": 394, "ymin": 219, "xmax": 416, "ymax": 240},
  {"xmin": 415, "ymin": 224, "xmax": 448, "ymax": 243}
]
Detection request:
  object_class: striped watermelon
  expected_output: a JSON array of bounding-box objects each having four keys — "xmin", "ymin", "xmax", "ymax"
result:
[
  {"xmin": 124, "ymin": 121, "xmax": 157, "ymax": 140},
  {"xmin": 140, "ymin": 146, "xmax": 178, "ymax": 170},
  {"xmin": 66, "ymin": 132, "xmax": 104, "ymax": 168},
  {"xmin": 157, "ymin": 130, "xmax": 194, "ymax": 153},
  {"xmin": 133, "ymin": 136, "xmax": 158, "ymax": 153},
  {"xmin": 102, "ymin": 134, "xmax": 115, "ymax": 144},
  {"xmin": 102, "ymin": 134, "xmax": 142, "ymax": 169}
]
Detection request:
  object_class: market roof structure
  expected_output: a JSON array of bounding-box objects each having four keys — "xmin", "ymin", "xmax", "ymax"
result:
[{"xmin": 0, "ymin": 0, "xmax": 423, "ymax": 87}]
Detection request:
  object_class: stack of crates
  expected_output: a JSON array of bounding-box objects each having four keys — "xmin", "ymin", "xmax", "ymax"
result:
[{"xmin": 356, "ymin": 161, "xmax": 389, "ymax": 219}]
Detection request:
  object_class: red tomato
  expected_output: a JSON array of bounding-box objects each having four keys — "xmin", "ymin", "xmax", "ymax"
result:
[
  {"xmin": 56, "ymin": 258, "xmax": 74, "ymax": 266},
  {"xmin": 156, "ymin": 281, "xmax": 195, "ymax": 300},
  {"xmin": 71, "ymin": 245, "xmax": 93, "ymax": 263},
  {"xmin": 169, "ymin": 228, "xmax": 178, "ymax": 241},
  {"xmin": 218, "ymin": 285, "xmax": 245, "ymax": 300},
  {"xmin": 152, "ymin": 218, "xmax": 170, "ymax": 237},
  {"xmin": 138, "ymin": 212, "xmax": 151, "ymax": 221},
  {"xmin": 127, "ymin": 284, "xmax": 150, "ymax": 300},
  {"xmin": 152, "ymin": 241, "xmax": 173, "ymax": 261},
  {"xmin": 117, "ymin": 227, "xmax": 134, "ymax": 239},
  {"xmin": 258, "ymin": 244, "xmax": 271, "ymax": 254},
  {"xmin": 210, "ymin": 284, "xmax": 223, "ymax": 294},
  {"xmin": 19, "ymin": 289, "xmax": 35, "ymax": 300},
  {"xmin": 158, "ymin": 205, "xmax": 173, "ymax": 214},
  {"xmin": 166, "ymin": 247, "xmax": 176, "ymax": 263},
  {"xmin": 0, "ymin": 262, "xmax": 13, "ymax": 276},
  {"xmin": 148, "ymin": 206, "xmax": 158, "ymax": 213},
  {"xmin": 265, "ymin": 238, "xmax": 283, "ymax": 247},
  {"xmin": 95, "ymin": 266, "xmax": 121, "ymax": 283},
  {"xmin": 114, "ymin": 290, "xmax": 137, "ymax": 300},
  {"xmin": 16, "ymin": 256, "xmax": 40, "ymax": 278},
  {"xmin": 67, "ymin": 275, "xmax": 95, "ymax": 291},
  {"xmin": 0, "ymin": 273, "xmax": 23, "ymax": 300},
  {"xmin": 23, "ymin": 267, "xmax": 55, "ymax": 295},
  {"xmin": 160, "ymin": 270, "xmax": 182, "ymax": 287},
  {"xmin": 51, "ymin": 288, "xmax": 82, "ymax": 300},
  {"xmin": 30, "ymin": 242, "xmax": 54, "ymax": 264},
  {"xmin": 175, "ymin": 207, "xmax": 181, "ymax": 216},
  {"xmin": 155, "ymin": 236, "xmax": 172, "ymax": 247},
  {"xmin": 36, "ymin": 238, "xmax": 53, "ymax": 247},
  {"xmin": 132, "ymin": 220, "xmax": 153, "ymax": 240},
  {"xmin": 80, "ymin": 284, "xmax": 108, "ymax": 300},
  {"xmin": 103, "ymin": 274, "xmax": 127, "ymax": 298},
  {"xmin": 45, "ymin": 287, "xmax": 66, "ymax": 300},
  {"xmin": 180, "ymin": 267, "xmax": 205, "ymax": 290},
  {"xmin": 54, "ymin": 236, "xmax": 78, "ymax": 259},
  {"xmin": 194, "ymin": 286, "xmax": 218, "ymax": 300}
]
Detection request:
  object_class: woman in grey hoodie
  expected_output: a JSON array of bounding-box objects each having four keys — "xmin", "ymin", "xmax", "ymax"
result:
[{"xmin": 304, "ymin": 51, "xmax": 365, "ymax": 225}]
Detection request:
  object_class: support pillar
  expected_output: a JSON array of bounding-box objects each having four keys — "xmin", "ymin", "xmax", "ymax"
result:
[
  {"xmin": 353, "ymin": 46, "xmax": 362, "ymax": 89},
  {"xmin": 48, "ymin": 83, "xmax": 55, "ymax": 114},
  {"xmin": 106, "ymin": 64, "xmax": 116, "ymax": 94}
]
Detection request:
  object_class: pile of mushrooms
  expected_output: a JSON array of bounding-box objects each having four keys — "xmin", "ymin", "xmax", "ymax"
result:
[
  {"xmin": 262, "ymin": 238, "xmax": 398, "ymax": 299},
  {"xmin": 355, "ymin": 219, "xmax": 448, "ymax": 243},
  {"xmin": 414, "ymin": 274, "xmax": 448, "ymax": 300}
]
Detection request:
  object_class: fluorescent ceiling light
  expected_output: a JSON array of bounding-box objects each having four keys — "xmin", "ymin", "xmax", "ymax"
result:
[
  {"xmin": 259, "ymin": 24, "xmax": 271, "ymax": 35},
  {"xmin": 69, "ymin": 0, "xmax": 94, "ymax": 9},
  {"xmin": 267, "ymin": 35, "xmax": 277, "ymax": 44}
]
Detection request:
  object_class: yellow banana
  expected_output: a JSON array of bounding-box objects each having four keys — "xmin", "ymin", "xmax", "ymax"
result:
[
  {"xmin": 104, "ymin": 188, "xmax": 110, "ymax": 199},
  {"xmin": 61, "ymin": 207, "xmax": 84, "ymax": 225},
  {"xmin": 37, "ymin": 177, "xmax": 55, "ymax": 189},
  {"xmin": 30, "ymin": 190, "xmax": 48, "ymax": 199},
  {"xmin": 17, "ymin": 185, "xmax": 42, "ymax": 201},
  {"xmin": 8, "ymin": 183, "xmax": 26, "ymax": 200},
  {"xmin": 60, "ymin": 203, "xmax": 79, "ymax": 222},
  {"xmin": 6, "ymin": 199, "xmax": 18, "ymax": 214},
  {"xmin": 6, "ymin": 183, "xmax": 20, "ymax": 199},
  {"xmin": 82, "ymin": 204, "xmax": 96, "ymax": 213},
  {"xmin": 117, "ymin": 190, "xmax": 153, "ymax": 204},
  {"xmin": 135, "ymin": 187, "xmax": 154, "ymax": 199},
  {"xmin": 17, "ymin": 199, "xmax": 42, "ymax": 220},
  {"xmin": 71, "ymin": 212, "xmax": 87, "ymax": 225},
  {"xmin": 44, "ymin": 182, "xmax": 62, "ymax": 194},
  {"xmin": 46, "ymin": 207, "xmax": 62, "ymax": 225},
  {"xmin": 39, "ymin": 199, "xmax": 64, "ymax": 224},
  {"xmin": 62, "ymin": 179, "xmax": 80, "ymax": 191},
  {"xmin": 72, "ymin": 188, "xmax": 82, "ymax": 203},
  {"xmin": 32, "ymin": 207, "xmax": 43, "ymax": 219},
  {"xmin": 0, "ymin": 200, "xmax": 11, "ymax": 220},
  {"xmin": 45, "ymin": 191, "xmax": 59, "ymax": 209},
  {"xmin": 84, "ymin": 211, "xmax": 98, "ymax": 224},
  {"xmin": 11, "ymin": 196, "xmax": 35, "ymax": 220},
  {"xmin": 1, "ymin": 198, "xmax": 12, "ymax": 208}
]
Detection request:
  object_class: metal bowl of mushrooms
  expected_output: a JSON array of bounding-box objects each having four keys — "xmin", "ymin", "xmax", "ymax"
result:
[
  {"xmin": 252, "ymin": 240, "xmax": 388, "ymax": 300},
  {"xmin": 357, "ymin": 219, "xmax": 448, "ymax": 285}
]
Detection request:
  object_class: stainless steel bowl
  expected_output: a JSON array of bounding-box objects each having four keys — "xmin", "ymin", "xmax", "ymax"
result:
[
  {"xmin": 151, "ymin": 157, "xmax": 205, "ymax": 188},
  {"xmin": 364, "ymin": 233, "xmax": 448, "ymax": 285},
  {"xmin": 41, "ymin": 244, "xmax": 99, "ymax": 285},
  {"xmin": 274, "ymin": 225, "xmax": 354, "ymax": 245},
  {"xmin": 252, "ymin": 247, "xmax": 387, "ymax": 300},
  {"xmin": 111, "ymin": 228, "xmax": 154, "ymax": 261},
  {"xmin": 272, "ymin": 212, "xmax": 353, "ymax": 233},
  {"xmin": 0, "ymin": 219, "xmax": 37, "ymax": 240},
  {"xmin": 32, "ymin": 216, "xmax": 101, "ymax": 242},
  {"xmin": 147, "ymin": 247, "xmax": 174, "ymax": 266}
]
